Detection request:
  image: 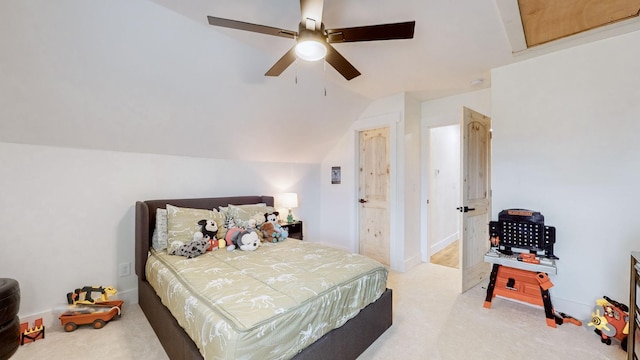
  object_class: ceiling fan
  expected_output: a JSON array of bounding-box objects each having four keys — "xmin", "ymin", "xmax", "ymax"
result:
[{"xmin": 207, "ymin": 0, "xmax": 415, "ymax": 80}]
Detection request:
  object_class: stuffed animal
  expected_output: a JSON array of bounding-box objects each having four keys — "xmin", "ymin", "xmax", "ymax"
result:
[
  {"xmin": 259, "ymin": 212, "xmax": 288, "ymax": 243},
  {"xmin": 168, "ymin": 239, "xmax": 210, "ymax": 258},
  {"xmin": 196, "ymin": 219, "xmax": 219, "ymax": 251},
  {"xmin": 169, "ymin": 219, "xmax": 220, "ymax": 257},
  {"xmin": 245, "ymin": 219, "xmax": 265, "ymax": 242},
  {"xmin": 198, "ymin": 219, "xmax": 218, "ymax": 239},
  {"xmin": 225, "ymin": 227, "xmax": 260, "ymax": 251}
]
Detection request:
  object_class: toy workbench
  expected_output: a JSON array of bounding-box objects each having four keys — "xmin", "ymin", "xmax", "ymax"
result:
[{"xmin": 483, "ymin": 209, "xmax": 562, "ymax": 327}]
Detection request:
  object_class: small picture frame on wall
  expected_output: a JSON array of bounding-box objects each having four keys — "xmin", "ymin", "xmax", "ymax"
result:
[{"xmin": 331, "ymin": 166, "xmax": 341, "ymax": 184}]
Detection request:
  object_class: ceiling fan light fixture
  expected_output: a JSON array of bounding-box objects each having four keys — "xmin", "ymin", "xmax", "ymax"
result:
[
  {"xmin": 295, "ymin": 39, "xmax": 327, "ymax": 61},
  {"xmin": 295, "ymin": 29, "xmax": 327, "ymax": 62}
]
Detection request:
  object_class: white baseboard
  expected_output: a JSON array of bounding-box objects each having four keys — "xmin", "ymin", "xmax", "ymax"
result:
[
  {"xmin": 550, "ymin": 296, "xmax": 593, "ymax": 321},
  {"xmin": 403, "ymin": 253, "xmax": 423, "ymax": 272},
  {"xmin": 430, "ymin": 233, "xmax": 458, "ymax": 254},
  {"xmin": 494, "ymin": 294, "xmax": 594, "ymax": 323}
]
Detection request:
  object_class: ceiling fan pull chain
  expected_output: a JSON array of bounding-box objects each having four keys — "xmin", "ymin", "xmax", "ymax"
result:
[{"xmin": 323, "ymin": 61, "xmax": 327, "ymax": 96}]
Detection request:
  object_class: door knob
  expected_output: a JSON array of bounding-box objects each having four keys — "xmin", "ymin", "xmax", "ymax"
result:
[
  {"xmin": 359, "ymin": 199, "xmax": 368, "ymax": 203},
  {"xmin": 456, "ymin": 206, "xmax": 475, "ymax": 213}
]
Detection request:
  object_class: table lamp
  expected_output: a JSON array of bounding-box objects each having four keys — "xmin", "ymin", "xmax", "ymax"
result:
[{"xmin": 280, "ymin": 193, "xmax": 298, "ymax": 223}]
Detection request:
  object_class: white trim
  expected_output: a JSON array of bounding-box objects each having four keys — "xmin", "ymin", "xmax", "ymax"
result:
[
  {"xmin": 404, "ymin": 253, "xmax": 422, "ymax": 271},
  {"xmin": 430, "ymin": 232, "xmax": 458, "ymax": 254},
  {"xmin": 420, "ymin": 123, "xmax": 430, "ymax": 262},
  {"xmin": 495, "ymin": 0, "xmax": 527, "ymax": 52}
]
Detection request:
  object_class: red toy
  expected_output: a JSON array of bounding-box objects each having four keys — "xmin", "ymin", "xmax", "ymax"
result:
[
  {"xmin": 20, "ymin": 318, "xmax": 45, "ymax": 345},
  {"xmin": 586, "ymin": 296, "xmax": 629, "ymax": 351}
]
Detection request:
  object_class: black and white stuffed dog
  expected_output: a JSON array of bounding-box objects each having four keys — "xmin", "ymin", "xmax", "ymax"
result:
[{"xmin": 170, "ymin": 239, "xmax": 209, "ymax": 258}]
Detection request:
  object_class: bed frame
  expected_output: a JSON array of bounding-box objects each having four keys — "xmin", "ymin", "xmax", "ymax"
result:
[{"xmin": 135, "ymin": 195, "xmax": 392, "ymax": 359}]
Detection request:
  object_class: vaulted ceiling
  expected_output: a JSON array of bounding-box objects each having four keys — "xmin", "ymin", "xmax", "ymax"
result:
[
  {"xmin": 149, "ymin": 0, "xmax": 512, "ymax": 100},
  {"xmin": 149, "ymin": 0, "xmax": 640, "ymax": 100},
  {"xmin": 1, "ymin": 1, "xmax": 638, "ymax": 163}
]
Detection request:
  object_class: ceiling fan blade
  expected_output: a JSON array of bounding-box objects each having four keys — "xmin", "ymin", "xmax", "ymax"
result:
[
  {"xmin": 300, "ymin": 0, "xmax": 324, "ymax": 31},
  {"xmin": 265, "ymin": 46, "xmax": 298, "ymax": 77},
  {"xmin": 207, "ymin": 16, "xmax": 296, "ymax": 39},
  {"xmin": 324, "ymin": 44, "xmax": 361, "ymax": 81},
  {"xmin": 326, "ymin": 21, "xmax": 415, "ymax": 43}
]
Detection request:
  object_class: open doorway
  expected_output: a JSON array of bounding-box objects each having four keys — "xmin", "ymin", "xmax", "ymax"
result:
[{"xmin": 427, "ymin": 125, "xmax": 460, "ymax": 269}]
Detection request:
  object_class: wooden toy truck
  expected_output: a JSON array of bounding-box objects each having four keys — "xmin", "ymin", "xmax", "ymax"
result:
[{"xmin": 58, "ymin": 300, "xmax": 123, "ymax": 332}]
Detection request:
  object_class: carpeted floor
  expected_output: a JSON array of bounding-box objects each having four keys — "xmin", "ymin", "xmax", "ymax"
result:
[{"xmin": 11, "ymin": 263, "xmax": 627, "ymax": 360}]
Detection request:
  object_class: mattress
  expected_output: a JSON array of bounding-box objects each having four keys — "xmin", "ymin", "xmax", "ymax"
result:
[{"xmin": 145, "ymin": 239, "xmax": 388, "ymax": 360}]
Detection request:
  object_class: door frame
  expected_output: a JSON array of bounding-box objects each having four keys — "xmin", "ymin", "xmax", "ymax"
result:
[{"xmin": 352, "ymin": 112, "xmax": 402, "ymax": 270}]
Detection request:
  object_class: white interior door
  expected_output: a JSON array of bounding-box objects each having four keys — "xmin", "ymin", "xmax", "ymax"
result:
[
  {"xmin": 358, "ymin": 127, "xmax": 390, "ymax": 266},
  {"xmin": 460, "ymin": 107, "xmax": 492, "ymax": 292}
]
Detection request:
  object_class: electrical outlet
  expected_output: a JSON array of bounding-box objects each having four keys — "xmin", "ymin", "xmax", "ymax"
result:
[{"xmin": 118, "ymin": 262, "xmax": 131, "ymax": 277}]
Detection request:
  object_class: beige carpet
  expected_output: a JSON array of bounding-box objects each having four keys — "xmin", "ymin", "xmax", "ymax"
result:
[{"xmin": 12, "ymin": 263, "xmax": 627, "ymax": 360}]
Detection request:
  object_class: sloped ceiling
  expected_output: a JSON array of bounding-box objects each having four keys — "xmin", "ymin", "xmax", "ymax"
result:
[
  {"xmin": 149, "ymin": 0, "xmax": 516, "ymax": 100},
  {"xmin": 1, "ymin": 0, "xmax": 638, "ymax": 163}
]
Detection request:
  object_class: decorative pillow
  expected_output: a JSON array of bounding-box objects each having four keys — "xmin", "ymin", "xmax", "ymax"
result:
[
  {"xmin": 218, "ymin": 203, "xmax": 266, "ymax": 214},
  {"xmin": 220, "ymin": 203, "xmax": 274, "ymax": 228},
  {"xmin": 151, "ymin": 208, "xmax": 168, "ymax": 251},
  {"xmin": 166, "ymin": 204, "xmax": 227, "ymax": 247}
]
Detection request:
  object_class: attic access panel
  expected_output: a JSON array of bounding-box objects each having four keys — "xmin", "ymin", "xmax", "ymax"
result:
[{"xmin": 518, "ymin": 0, "xmax": 640, "ymax": 47}]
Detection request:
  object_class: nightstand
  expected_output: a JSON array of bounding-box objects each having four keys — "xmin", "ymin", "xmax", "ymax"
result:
[{"xmin": 280, "ymin": 221, "xmax": 303, "ymax": 240}]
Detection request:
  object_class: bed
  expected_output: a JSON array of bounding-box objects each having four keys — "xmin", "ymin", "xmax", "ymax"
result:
[{"xmin": 135, "ymin": 195, "xmax": 392, "ymax": 359}]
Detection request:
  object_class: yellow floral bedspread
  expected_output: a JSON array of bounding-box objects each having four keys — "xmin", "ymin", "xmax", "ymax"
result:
[{"xmin": 146, "ymin": 239, "xmax": 387, "ymax": 360}]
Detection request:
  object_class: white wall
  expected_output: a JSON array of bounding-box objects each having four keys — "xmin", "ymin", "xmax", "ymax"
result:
[
  {"xmin": 0, "ymin": 142, "xmax": 320, "ymax": 319},
  {"xmin": 319, "ymin": 108, "xmax": 401, "ymax": 254},
  {"xmin": 491, "ymin": 29, "xmax": 640, "ymax": 316},
  {"xmin": 421, "ymin": 89, "xmax": 492, "ymax": 128},
  {"xmin": 428, "ymin": 125, "xmax": 460, "ymax": 254},
  {"xmin": 319, "ymin": 93, "xmax": 422, "ymax": 271}
]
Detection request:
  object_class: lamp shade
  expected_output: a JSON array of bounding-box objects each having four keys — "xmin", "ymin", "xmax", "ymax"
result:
[{"xmin": 280, "ymin": 193, "xmax": 298, "ymax": 209}]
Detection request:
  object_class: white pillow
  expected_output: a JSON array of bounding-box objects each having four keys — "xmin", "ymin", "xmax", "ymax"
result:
[
  {"xmin": 151, "ymin": 208, "xmax": 168, "ymax": 251},
  {"xmin": 220, "ymin": 203, "xmax": 274, "ymax": 228},
  {"xmin": 166, "ymin": 204, "xmax": 227, "ymax": 247}
]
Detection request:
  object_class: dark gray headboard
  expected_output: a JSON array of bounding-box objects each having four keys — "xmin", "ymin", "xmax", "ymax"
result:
[{"xmin": 134, "ymin": 195, "xmax": 274, "ymax": 281}]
